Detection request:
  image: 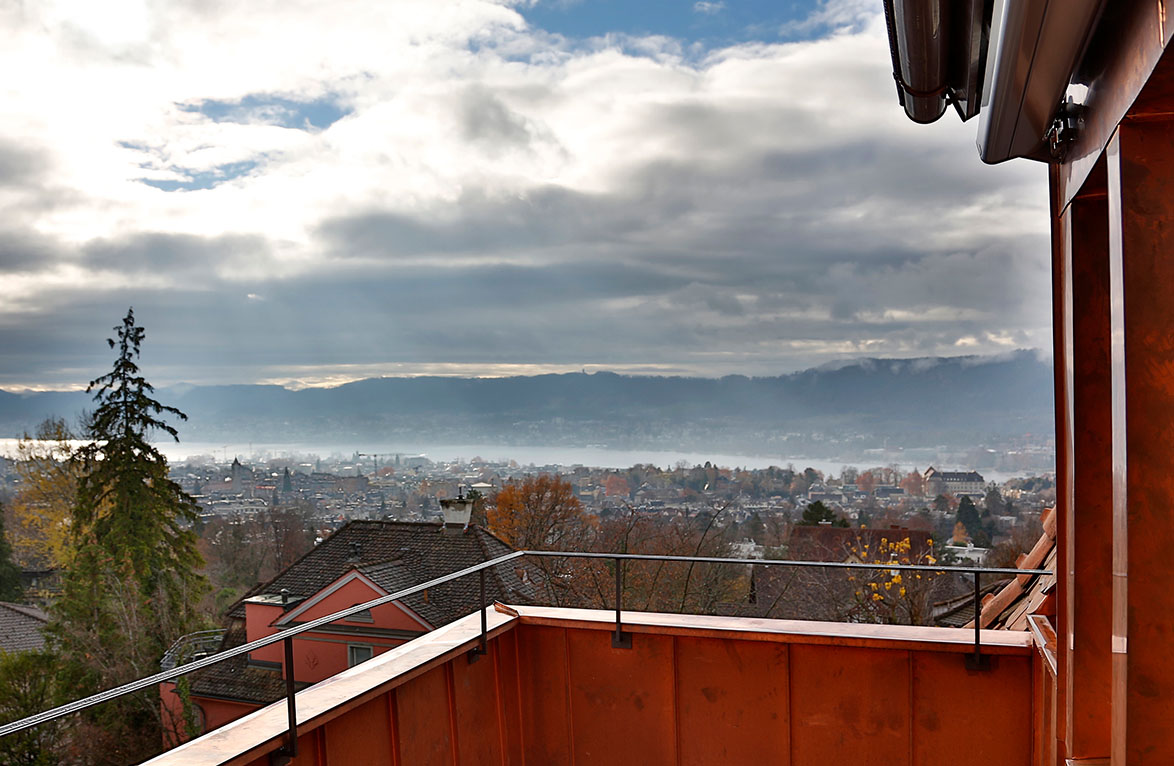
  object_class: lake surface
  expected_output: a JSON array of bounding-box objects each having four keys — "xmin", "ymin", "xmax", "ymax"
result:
[{"xmin": 0, "ymin": 438, "xmax": 1035, "ymax": 482}]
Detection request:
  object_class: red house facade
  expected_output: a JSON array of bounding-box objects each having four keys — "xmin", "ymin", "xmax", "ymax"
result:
[{"xmin": 161, "ymin": 519, "xmax": 527, "ymax": 739}]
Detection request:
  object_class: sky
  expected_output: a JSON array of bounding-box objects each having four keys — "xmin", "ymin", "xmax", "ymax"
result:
[{"xmin": 0, "ymin": 0, "xmax": 1050, "ymax": 391}]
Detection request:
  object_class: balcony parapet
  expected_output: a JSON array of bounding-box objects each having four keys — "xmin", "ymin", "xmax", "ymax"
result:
[{"xmin": 143, "ymin": 605, "xmax": 1036, "ymax": 766}]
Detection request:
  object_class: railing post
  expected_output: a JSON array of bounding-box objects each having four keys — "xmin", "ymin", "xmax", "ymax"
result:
[
  {"xmin": 469, "ymin": 567, "xmax": 488, "ymax": 663},
  {"xmin": 612, "ymin": 556, "xmax": 631, "ymax": 649},
  {"xmin": 270, "ymin": 635, "xmax": 298, "ymax": 765},
  {"xmin": 966, "ymin": 571, "xmax": 991, "ymax": 671}
]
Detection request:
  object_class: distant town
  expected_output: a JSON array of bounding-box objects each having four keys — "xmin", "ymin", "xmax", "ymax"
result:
[{"xmin": 151, "ymin": 449, "xmax": 1053, "ymax": 566}]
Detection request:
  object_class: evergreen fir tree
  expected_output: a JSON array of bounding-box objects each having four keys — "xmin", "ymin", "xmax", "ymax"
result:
[
  {"xmin": 798, "ymin": 500, "xmax": 849, "ymax": 527},
  {"xmin": 50, "ymin": 308, "xmax": 208, "ymax": 763},
  {"xmin": 955, "ymin": 495, "xmax": 991, "ymax": 547}
]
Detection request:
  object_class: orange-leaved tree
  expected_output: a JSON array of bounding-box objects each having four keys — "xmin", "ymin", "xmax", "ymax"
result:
[{"xmin": 488, "ymin": 474, "xmax": 589, "ymax": 551}]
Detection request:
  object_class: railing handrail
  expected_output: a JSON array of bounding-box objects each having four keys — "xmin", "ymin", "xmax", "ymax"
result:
[
  {"xmin": 0, "ymin": 548, "xmax": 1049, "ymax": 742},
  {"xmin": 525, "ymin": 549, "xmax": 1051, "ymax": 576}
]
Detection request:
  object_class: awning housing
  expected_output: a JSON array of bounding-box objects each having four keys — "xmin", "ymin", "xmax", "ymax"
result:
[{"xmin": 884, "ymin": 0, "xmax": 1107, "ymax": 164}]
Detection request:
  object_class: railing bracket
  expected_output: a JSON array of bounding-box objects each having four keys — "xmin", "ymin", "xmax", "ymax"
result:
[
  {"xmin": 611, "ymin": 631, "xmax": 632, "ymax": 649},
  {"xmin": 965, "ymin": 654, "xmax": 992, "ymax": 672}
]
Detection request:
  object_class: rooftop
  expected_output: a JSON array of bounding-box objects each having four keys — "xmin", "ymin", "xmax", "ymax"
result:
[{"xmin": 0, "ymin": 601, "xmax": 48, "ymax": 653}]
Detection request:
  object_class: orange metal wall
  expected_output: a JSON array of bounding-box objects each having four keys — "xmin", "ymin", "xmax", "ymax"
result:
[{"xmin": 242, "ymin": 623, "xmax": 1034, "ymax": 766}]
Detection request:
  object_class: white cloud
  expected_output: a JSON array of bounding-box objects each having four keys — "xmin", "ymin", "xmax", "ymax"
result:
[
  {"xmin": 693, "ymin": 2, "xmax": 726, "ymax": 15},
  {"xmin": 0, "ymin": 0, "xmax": 1050, "ymax": 387}
]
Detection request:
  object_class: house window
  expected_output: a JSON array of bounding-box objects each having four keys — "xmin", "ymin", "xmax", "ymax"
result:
[
  {"xmin": 350, "ymin": 607, "xmax": 373, "ymax": 622},
  {"xmin": 348, "ymin": 644, "xmax": 374, "ymax": 667}
]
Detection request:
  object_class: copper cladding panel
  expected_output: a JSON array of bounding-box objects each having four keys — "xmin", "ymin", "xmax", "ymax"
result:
[
  {"xmin": 515, "ymin": 625, "xmax": 571, "ymax": 764},
  {"xmin": 1107, "ymin": 116, "xmax": 1174, "ymax": 766},
  {"xmin": 491, "ymin": 628, "xmax": 525, "ymax": 764},
  {"xmin": 323, "ymin": 693, "xmax": 392, "ymax": 765},
  {"xmin": 450, "ymin": 641, "xmax": 504, "ymax": 766},
  {"xmin": 1057, "ymin": 3, "xmax": 1172, "ymax": 209},
  {"xmin": 675, "ymin": 635, "xmax": 789, "ymax": 765},
  {"xmin": 1065, "ymin": 185, "xmax": 1114, "ymax": 759},
  {"xmin": 912, "ymin": 653, "xmax": 1033, "ymax": 766},
  {"xmin": 789, "ymin": 644, "xmax": 910, "ymax": 765},
  {"xmin": 565, "ymin": 628, "xmax": 677, "ymax": 766},
  {"xmin": 393, "ymin": 666, "xmax": 454, "ymax": 764}
]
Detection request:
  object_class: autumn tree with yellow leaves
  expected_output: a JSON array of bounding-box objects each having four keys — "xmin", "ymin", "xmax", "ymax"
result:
[
  {"xmin": 7, "ymin": 417, "xmax": 81, "ymax": 572},
  {"xmin": 844, "ymin": 534, "xmax": 942, "ymax": 625}
]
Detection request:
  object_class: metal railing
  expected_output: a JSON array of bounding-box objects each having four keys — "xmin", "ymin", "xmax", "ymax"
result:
[
  {"xmin": 0, "ymin": 549, "xmax": 1050, "ymax": 763},
  {"xmin": 159, "ymin": 629, "xmax": 227, "ymax": 672}
]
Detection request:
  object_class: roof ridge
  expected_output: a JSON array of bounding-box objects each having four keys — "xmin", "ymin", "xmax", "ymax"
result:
[
  {"xmin": 358, "ymin": 556, "xmax": 408, "ymax": 570},
  {"xmin": 0, "ymin": 601, "xmax": 49, "ymax": 622}
]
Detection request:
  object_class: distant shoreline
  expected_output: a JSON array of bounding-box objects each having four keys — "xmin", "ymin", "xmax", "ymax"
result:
[{"xmin": 0, "ymin": 438, "xmax": 1046, "ymax": 483}]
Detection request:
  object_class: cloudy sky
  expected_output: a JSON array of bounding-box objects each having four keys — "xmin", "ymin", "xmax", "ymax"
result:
[{"xmin": 0, "ymin": 0, "xmax": 1050, "ymax": 390}]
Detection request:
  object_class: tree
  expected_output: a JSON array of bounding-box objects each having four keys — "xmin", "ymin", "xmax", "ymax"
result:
[
  {"xmin": 0, "ymin": 500, "xmax": 24, "ymax": 601},
  {"xmin": 7, "ymin": 418, "xmax": 81, "ymax": 570},
  {"xmin": 984, "ymin": 486, "xmax": 1007, "ymax": 516},
  {"xmin": 899, "ymin": 470, "xmax": 925, "ymax": 497},
  {"xmin": 798, "ymin": 501, "xmax": 848, "ymax": 527},
  {"xmin": 955, "ymin": 495, "xmax": 991, "ymax": 547},
  {"xmin": 488, "ymin": 474, "xmax": 589, "ymax": 550},
  {"xmin": 842, "ymin": 535, "xmax": 943, "ymax": 625},
  {"xmin": 604, "ymin": 475, "xmax": 630, "ymax": 498},
  {"xmin": 0, "ymin": 650, "xmax": 62, "ymax": 765},
  {"xmin": 264, "ymin": 502, "xmax": 317, "ymax": 573},
  {"xmin": 50, "ymin": 309, "xmax": 208, "ymax": 764}
]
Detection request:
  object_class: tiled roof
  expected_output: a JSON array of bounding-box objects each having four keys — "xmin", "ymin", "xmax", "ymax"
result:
[
  {"xmin": 185, "ymin": 622, "xmax": 296, "ymax": 705},
  {"xmin": 189, "ymin": 521, "xmax": 529, "ymax": 708},
  {"xmin": 925, "ymin": 467, "xmax": 985, "ymax": 482},
  {"xmin": 971, "ymin": 507, "xmax": 1058, "ymax": 631},
  {"xmin": 0, "ymin": 601, "xmax": 48, "ymax": 653},
  {"xmin": 228, "ymin": 520, "xmax": 531, "ymax": 628},
  {"xmin": 932, "ymin": 578, "xmax": 1011, "ymax": 628}
]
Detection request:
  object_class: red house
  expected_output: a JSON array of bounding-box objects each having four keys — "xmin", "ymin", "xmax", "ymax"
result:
[{"xmin": 160, "ymin": 518, "xmax": 528, "ymax": 739}]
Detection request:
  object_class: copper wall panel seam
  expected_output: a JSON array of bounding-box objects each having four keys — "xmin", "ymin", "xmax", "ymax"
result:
[
  {"xmin": 671, "ymin": 635, "xmax": 682, "ymax": 766},
  {"xmin": 388, "ymin": 689, "xmax": 401, "ymax": 766},
  {"xmin": 1103, "ymin": 126, "xmax": 1130, "ymax": 766},
  {"xmin": 445, "ymin": 663, "xmax": 459, "ymax": 766},
  {"xmin": 1050, "ymin": 161, "xmax": 1074, "ymax": 758},
  {"xmin": 512, "ymin": 630, "xmax": 527, "ymax": 766},
  {"xmin": 562, "ymin": 628, "xmax": 575, "ymax": 766},
  {"xmin": 907, "ymin": 649, "xmax": 914, "ymax": 766},
  {"xmin": 491, "ymin": 641, "xmax": 507, "ymax": 766}
]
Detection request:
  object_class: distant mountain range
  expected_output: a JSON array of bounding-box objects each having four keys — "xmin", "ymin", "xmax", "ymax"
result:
[{"xmin": 0, "ymin": 351, "xmax": 1054, "ymax": 456}]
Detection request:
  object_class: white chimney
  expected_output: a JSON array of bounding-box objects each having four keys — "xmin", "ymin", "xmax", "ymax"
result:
[{"xmin": 439, "ymin": 489, "xmax": 474, "ymax": 530}]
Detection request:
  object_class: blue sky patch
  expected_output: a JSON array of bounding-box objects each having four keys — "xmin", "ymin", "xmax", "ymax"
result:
[
  {"xmin": 519, "ymin": 0, "xmax": 823, "ymax": 46},
  {"xmin": 178, "ymin": 94, "xmax": 351, "ymax": 131},
  {"xmin": 139, "ymin": 160, "xmax": 258, "ymax": 192}
]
